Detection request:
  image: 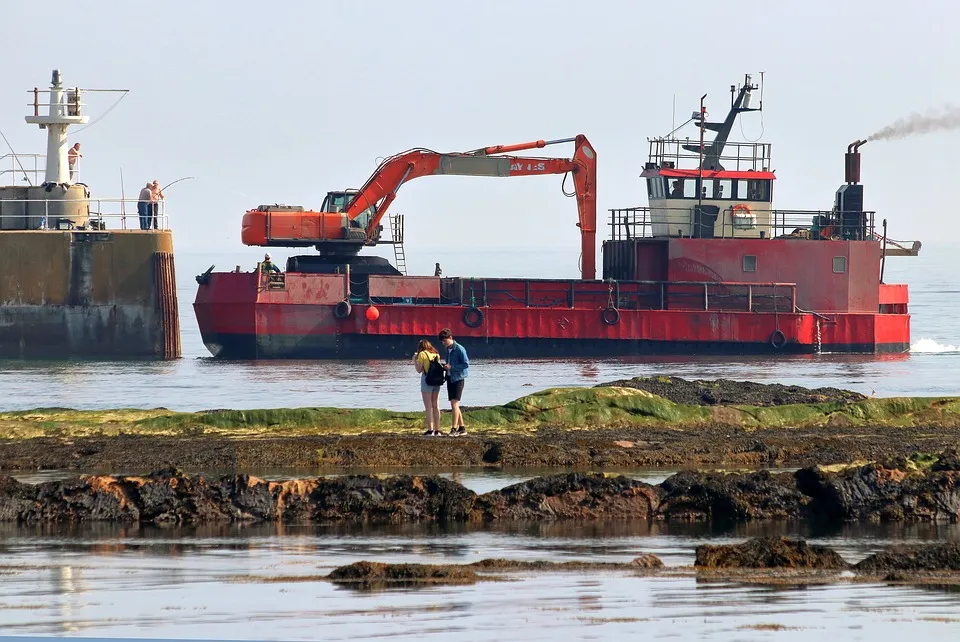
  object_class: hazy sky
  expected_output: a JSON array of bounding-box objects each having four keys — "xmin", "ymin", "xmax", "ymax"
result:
[{"xmin": 1, "ymin": 0, "xmax": 955, "ymax": 277}]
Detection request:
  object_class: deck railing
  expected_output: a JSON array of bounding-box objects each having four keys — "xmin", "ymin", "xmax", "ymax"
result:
[
  {"xmin": 0, "ymin": 198, "xmax": 169, "ymax": 230},
  {"xmin": 647, "ymin": 138, "xmax": 772, "ymax": 172},
  {"xmin": 0, "ymin": 153, "xmax": 47, "ymax": 186},
  {"xmin": 445, "ymin": 277, "xmax": 796, "ymax": 313},
  {"xmin": 610, "ymin": 206, "xmax": 876, "ymax": 241}
]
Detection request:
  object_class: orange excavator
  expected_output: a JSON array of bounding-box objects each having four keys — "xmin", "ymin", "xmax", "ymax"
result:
[{"xmin": 240, "ymin": 135, "xmax": 598, "ymax": 279}]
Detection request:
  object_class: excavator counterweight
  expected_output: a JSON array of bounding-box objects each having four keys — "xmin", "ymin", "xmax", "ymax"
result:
[{"xmin": 240, "ymin": 135, "xmax": 598, "ymax": 279}]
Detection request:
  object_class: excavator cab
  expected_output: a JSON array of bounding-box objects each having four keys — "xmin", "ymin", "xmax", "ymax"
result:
[{"xmin": 321, "ymin": 190, "xmax": 377, "ymax": 233}]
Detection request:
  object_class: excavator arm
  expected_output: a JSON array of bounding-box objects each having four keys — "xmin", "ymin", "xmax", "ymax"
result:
[
  {"xmin": 344, "ymin": 135, "xmax": 597, "ymax": 279},
  {"xmin": 241, "ymin": 135, "xmax": 597, "ymax": 279}
]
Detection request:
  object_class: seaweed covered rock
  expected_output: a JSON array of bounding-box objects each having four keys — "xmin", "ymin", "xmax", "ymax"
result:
[
  {"xmin": 308, "ymin": 474, "xmax": 476, "ymax": 523},
  {"xmin": 630, "ymin": 553, "xmax": 665, "ymax": 568},
  {"xmin": 473, "ymin": 473, "xmax": 660, "ymax": 521},
  {"xmin": 796, "ymin": 463, "xmax": 960, "ymax": 521},
  {"xmin": 597, "ymin": 376, "xmax": 865, "ymax": 407},
  {"xmin": 466, "ymin": 555, "xmax": 663, "ymax": 571},
  {"xmin": 327, "ymin": 561, "xmax": 478, "ymax": 585},
  {"xmin": 931, "ymin": 448, "xmax": 960, "ymax": 472},
  {"xmin": 0, "ymin": 471, "xmax": 477, "ymax": 525},
  {"xmin": 657, "ymin": 470, "xmax": 808, "ymax": 520},
  {"xmin": 855, "ymin": 543, "xmax": 960, "ymax": 572},
  {"xmin": 695, "ymin": 537, "xmax": 849, "ymax": 569}
]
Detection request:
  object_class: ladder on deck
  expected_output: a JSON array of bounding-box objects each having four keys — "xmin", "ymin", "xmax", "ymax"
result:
[{"xmin": 388, "ymin": 213, "xmax": 407, "ymax": 275}]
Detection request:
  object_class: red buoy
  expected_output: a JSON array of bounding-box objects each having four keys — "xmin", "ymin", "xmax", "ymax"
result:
[{"xmin": 365, "ymin": 306, "xmax": 380, "ymax": 321}]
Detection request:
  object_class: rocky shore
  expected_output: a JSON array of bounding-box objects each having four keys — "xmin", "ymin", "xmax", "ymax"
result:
[
  {"xmin": 3, "ymin": 450, "xmax": 959, "ymax": 525},
  {"xmin": 325, "ymin": 538, "xmax": 960, "ymax": 587},
  {"xmin": 0, "ymin": 378, "xmax": 958, "ymax": 471}
]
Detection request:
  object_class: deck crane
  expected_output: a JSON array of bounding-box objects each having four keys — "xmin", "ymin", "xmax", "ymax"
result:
[{"xmin": 240, "ymin": 135, "xmax": 598, "ymax": 279}]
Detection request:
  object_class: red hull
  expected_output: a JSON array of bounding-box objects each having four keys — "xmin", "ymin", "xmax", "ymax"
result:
[
  {"xmin": 194, "ymin": 279, "xmax": 910, "ymax": 360},
  {"xmin": 194, "ymin": 238, "xmax": 911, "ymax": 359}
]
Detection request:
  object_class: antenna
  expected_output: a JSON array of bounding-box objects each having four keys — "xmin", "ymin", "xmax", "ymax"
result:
[
  {"xmin": 672, "ymin": 93, "xmax": 676, "ymax": 136},
  {"xmin": 120, "ymin": 167, "xmax": 126, "ymax": 224},
  {"xmin": 759, "ymin": 71, "xmax": 765, "ymax": 111}
]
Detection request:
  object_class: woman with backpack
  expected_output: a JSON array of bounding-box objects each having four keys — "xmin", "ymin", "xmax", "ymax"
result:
[{"xmin": 413, "ymin": 339, "xmax": 445, "ymax": 436}]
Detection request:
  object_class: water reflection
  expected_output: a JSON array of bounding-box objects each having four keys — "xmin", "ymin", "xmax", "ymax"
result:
[
  {"xmin": 0, "ymin": 350, "xmax": 955, "ymax": 414},
  {"xmin": 2, "ymin": 521, "xmax": 960, "ymax": 639}
]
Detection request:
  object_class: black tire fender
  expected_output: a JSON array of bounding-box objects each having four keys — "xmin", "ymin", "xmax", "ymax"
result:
[
  {"xmin": 334, "ymin": 299, "xmax": 352, "ymax": 319},
  {"xmin": 602, "ymin": 306, "xmax": 620, "ymax": 326},
  {"xmin": 770, "ymin": 329, "xmax": 786, "ymax": 349},
  {"xmin": 463, "ymin": 306, "xmax": 484, "ymax": 328}
]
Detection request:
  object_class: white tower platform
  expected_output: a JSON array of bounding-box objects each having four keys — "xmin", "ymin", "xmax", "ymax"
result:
[{"xmin": 24, "ymin": 69, "xmax": 88, "ymax": 185}]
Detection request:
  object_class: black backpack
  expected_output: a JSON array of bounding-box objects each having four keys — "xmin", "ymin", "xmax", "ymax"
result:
[{"xmin": 425, "ymin": 356, "xmax": 446, "ymax": 386}]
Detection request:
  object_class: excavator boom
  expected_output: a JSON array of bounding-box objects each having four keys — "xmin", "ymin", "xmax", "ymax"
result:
[{"xmin": 241, "ymin": 135, "xmax": 597, "ymax": 279}]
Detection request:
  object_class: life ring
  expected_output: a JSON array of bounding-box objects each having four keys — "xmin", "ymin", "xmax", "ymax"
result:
[
  {"xmin": 602, "ymin": 306, "xmax": 621, "ymax": 326},
  {"xmin": 334, "ymin": 299, "xmax": 352, "ymax": 319},
  {"xmin": 769, "ymin": 329, "xmax": 786, "ymax": 349},
  {"xmin": 463, "ymin": 306, "xmax": 484, "ymax": 328},
  {"xmin": 732, "ymin": 203, "xmax": 752, "ymax": 215}
]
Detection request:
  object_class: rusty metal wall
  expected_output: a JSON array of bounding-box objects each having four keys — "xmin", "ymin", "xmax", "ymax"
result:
[{"xmin": 154, "ymin": 251, "xmax": 181, "ymax": 359}]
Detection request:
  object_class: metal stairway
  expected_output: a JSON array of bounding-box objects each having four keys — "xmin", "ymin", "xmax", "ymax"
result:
[{"xmin": 388, "ymin": 213, "xmax": 407, "ymax": 275}]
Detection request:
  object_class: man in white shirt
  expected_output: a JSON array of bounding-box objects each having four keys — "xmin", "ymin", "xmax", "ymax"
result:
[{"xmin": 138, "ymin": 182, "xmax": 152, "ymax": 230}]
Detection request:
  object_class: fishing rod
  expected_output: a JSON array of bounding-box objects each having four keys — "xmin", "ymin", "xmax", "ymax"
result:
[{"xmin": 161, "ymin": 176, "xmax": 196, "ymax": 191}]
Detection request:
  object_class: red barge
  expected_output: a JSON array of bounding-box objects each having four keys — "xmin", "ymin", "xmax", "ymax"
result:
[{"xmin": 194, "ymin": 75, "xmax": 919, "ymax": 359}]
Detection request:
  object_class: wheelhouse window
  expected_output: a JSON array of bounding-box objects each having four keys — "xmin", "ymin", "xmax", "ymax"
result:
[
  {"xmin": 662, "ymin": 177, "xmax": 762, "ymax": 200},
  {"xmin": 715, "ymin": 179, "xmax": 732, "ymax": 199},
  {"xmin": 742, "ymin": 255, "xmax": 757, "ymax": 272},
  {"xmin": 666, "ymin": 178, "xmax": 686, "ymax": 198},
  {"xmin": 744, "ymin": 179, "xmax": 771, "ymax": 201},
  {"xmin": 647, "ymin": 177, "xmax": 667, "ymax": 199}
]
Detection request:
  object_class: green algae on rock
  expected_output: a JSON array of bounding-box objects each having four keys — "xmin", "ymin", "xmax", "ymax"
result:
[{"xmin": 1, "ymin": 384, "xmax": 958, "ymax": 440}]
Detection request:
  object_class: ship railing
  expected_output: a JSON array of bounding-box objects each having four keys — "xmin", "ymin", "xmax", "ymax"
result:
[
  {"xmin": 647, "ymin": 138, "xmax": 772, "ymax": 172},
  {"xmin": 0, "ymin": 198, "xmax": 169, "ymax": 231},
  {"xmin": 610, "ymin": 207, "xmax": 876, "ymax": 241},
  {"xmin": 0, "ymin": 154, "xmax": 46, "ymax": 186},
  {"xmin": 451, "ymin": 277, "xmax": 796, "ymax": 314}
]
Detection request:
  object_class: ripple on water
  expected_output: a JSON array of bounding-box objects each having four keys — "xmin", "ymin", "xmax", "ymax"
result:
[{"xmin": 1, "ymin": 520, "xmax": 960, "ymax": 639}]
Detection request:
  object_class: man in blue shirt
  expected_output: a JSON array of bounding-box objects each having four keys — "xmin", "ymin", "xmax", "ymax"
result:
[{"xmin": 438, "ymin": 328, "xmax": 469, "ymax": 435}]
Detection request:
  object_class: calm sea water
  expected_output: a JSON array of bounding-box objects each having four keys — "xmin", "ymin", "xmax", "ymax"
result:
[
  {"xmin": 1, "ymin": 245, "xmax": 958, "ymax": 640},
  {"xmin": 0, "ymin": 244, "xmax": 955, "ymax": 412},
  {"xmin": 0, "ymin": 483, "xmax": 958, "ymax": 641}
]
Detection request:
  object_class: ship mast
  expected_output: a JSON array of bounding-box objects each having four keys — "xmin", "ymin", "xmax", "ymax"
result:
[{"xmin": 24, "ymin": 69, "xmax": 89, "ymax": 185}]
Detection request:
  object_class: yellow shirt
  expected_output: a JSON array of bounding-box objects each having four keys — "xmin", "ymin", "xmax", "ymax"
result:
[{"xmin": 416, "ymin": 350, "xmax": 439, "ymax": 374}]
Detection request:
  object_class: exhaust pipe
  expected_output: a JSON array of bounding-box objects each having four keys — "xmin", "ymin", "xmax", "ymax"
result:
[{"xmin": 845, "ymin": 139, "xmax": 868, "ymax": 184}]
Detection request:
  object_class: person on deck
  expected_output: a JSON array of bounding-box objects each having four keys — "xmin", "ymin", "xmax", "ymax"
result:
[
  {"xmin": 438, "ymin": 328, "xmax": 469, "ymax": 435},
  {"xmin": 670, "ymin": 180, "xmax": 683, "ymax": 198},
  {"xmin": 150, "ymin": 180, "xmax": 164, "ymax": 229},
  {"xmin": 137, "ymin": 182, "xmax": 152, "ymax": 230},
  {"xmin": 67, "ymin": 143, "xmax": 82, "ymax": 181},
  {"xmin": 261, "ymin": 253, "xmax": 281, "ymax": 274},
  {"xmin": 413, "ymin": 339, "xmax": 443, "ymax": 436}
]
